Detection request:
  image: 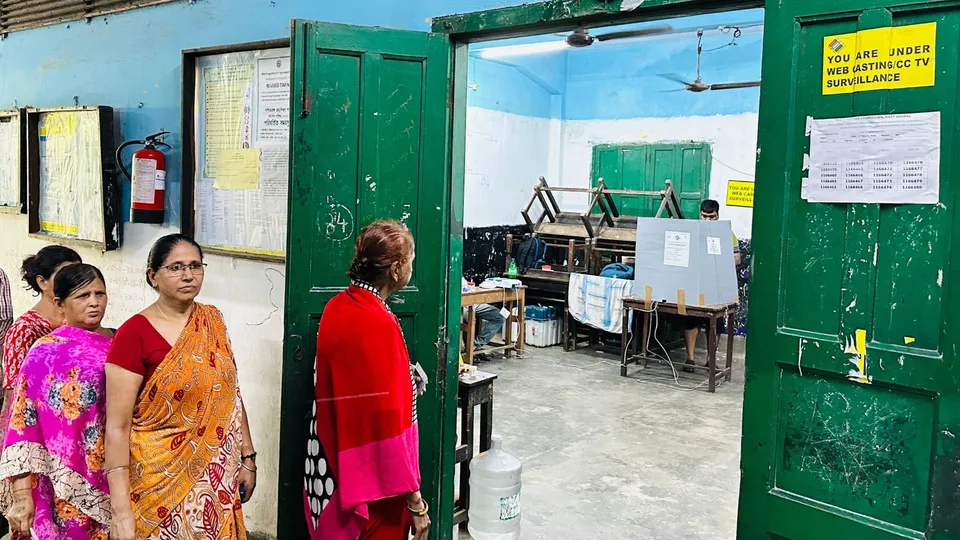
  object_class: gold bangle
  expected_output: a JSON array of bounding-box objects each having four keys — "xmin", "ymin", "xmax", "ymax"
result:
[
  {"xmin": 241, "ymin": 462, "xmax": 257, "ymax": 473},
  {"xmin": 105, "ymin": 465, "xmax": 129, "ymax": 476},
  {"xmin": 406, "ymin": 500, "xmax": 429, "ymax": 517}
]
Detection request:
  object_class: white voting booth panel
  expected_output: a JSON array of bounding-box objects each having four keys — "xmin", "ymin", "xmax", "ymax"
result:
[{"xmin": 633, "ymin": 218, "xmax": 738, "ymax": 307}]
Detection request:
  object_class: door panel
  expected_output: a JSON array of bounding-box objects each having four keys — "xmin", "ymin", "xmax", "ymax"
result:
[
  {"xmin": 280, "ymin": 20, "xmax": 453, "ymax": 539},
  {"xmin": 590, "ymin": 142, "xmax": 708, "ymax": 217},
  {"xmin": 740, "ymin": 3, "xmax": 960, "ymax": 539}
]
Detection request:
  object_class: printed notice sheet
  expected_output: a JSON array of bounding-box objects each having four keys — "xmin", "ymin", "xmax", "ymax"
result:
[
  {"xmin": 663, "ymin": 231, "xmax": 691, "ymax": 268},
  {"xmin": 802, "ymin": 112, "xmax": 940, "ymax": 204},
  {"xmin": 0, "ymin": 114, "xmax": 19, "ymax": 208},
  {"xmin": 194, "ymin": 47, "xmax": 290, "ymax": 258}
]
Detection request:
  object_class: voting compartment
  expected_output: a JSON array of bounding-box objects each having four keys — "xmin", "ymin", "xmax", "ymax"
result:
[{"xmin": 632, "ymin": 217, "xmax": 738, "ymax": 307}]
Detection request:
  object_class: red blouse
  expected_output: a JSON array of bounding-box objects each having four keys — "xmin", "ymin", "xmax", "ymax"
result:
[
  {"xmin": 2, "ymin": 310, "xmax": 54, "ymax": 389},
  {"xmin": 105, "ymin": 314, "xmax": 171, "ymax": 388}
]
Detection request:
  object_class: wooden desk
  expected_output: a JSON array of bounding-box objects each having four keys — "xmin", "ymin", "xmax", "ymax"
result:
[
  {"xmin": 454, "ymin": 370, "xmax": 498, "ymax": 529},
  {"xmin": 621, "ymin": 297, "xmax": 736, "ymax": 393},
  {"xmin": 461, "ymin": 287, "xmax": 526, "ymax": 365}
]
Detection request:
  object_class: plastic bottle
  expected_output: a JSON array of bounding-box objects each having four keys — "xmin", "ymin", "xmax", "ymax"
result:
[
  {"xmin": 468, "ymin": 434, "xmax": 522, "ymax": 540},
  {"xmin": 507, "ymin": 260, "xmax": 518, "ymax": 279}
]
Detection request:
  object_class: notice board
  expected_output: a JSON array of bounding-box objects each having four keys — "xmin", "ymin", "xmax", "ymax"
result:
[
  {"xmin": 25, "ymin": 106, "xmax": 120, "ymax": 251},
  {"xmin": 0, "ymin": 109, "xmax": 25, "ymax": 213},
  {"xmin": 181, "ymin": 39, "xmax": 290, "ymax": 261}
]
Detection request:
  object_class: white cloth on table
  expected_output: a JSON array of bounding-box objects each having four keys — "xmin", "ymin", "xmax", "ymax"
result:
[{"xmin": 567, "ymin": 273, "xmax": 633, "ymax": 334}]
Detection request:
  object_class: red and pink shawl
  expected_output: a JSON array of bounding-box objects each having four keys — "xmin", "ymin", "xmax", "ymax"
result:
[{"xmin": 304, "ymin": 285, "xmax": 420, "ymax": 540}]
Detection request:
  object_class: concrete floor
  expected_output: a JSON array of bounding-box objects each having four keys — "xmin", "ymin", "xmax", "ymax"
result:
[{"xmin": 458, "ymin": 337, "xmax": 746, "ymax": 540}]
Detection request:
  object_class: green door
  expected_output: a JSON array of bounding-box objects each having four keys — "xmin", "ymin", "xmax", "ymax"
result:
[
  {"xmin": 591, "ymin": 142, "xmax": 709, "ymax": 217},
  {"xmin": 740, "ymin": 2, "xmax": 960, "ymax": 539},
  {"xmin": 279, "ymin": 20, "xmax": 457, "ymax": 538}
]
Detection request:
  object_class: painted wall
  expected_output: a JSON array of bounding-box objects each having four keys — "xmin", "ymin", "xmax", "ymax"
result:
[
  {"xmin": 0, "ymin": 0, "xmax": 519, "ymax": 536},
  {"xmin": 464, "ymin": 13, "xmax": 763, "ymax": 239}
]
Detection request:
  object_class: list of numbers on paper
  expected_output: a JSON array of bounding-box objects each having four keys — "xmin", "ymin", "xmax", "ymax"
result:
[{"xmin": 802, "ymin": 111, "xmax": 940, "ymax": 204}]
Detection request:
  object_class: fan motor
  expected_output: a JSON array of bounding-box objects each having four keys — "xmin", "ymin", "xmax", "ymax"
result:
[{"xmin": 565, "ymin": 30, "xmax": 594, "ymax": 48}]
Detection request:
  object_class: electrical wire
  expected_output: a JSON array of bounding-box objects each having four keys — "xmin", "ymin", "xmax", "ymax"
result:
[{"xmin": 713, "ymin": 156, "xmax": 755, "ymax": 179}]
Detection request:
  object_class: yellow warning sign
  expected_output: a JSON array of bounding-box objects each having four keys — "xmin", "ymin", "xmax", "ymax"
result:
[
  {"xmin": 725, "ymin": 180, "xmax": 755, "ymax": 208},
  {"xmin": 823, "ymin": 22, "xmax": 936, "ymax": 95}
]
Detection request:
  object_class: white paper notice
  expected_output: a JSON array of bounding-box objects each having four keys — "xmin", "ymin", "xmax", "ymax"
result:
[
  {"xmin": 803, "ymin": 112, "xmax": 940, "ymax": 204},
  {"xmin": 707, "ymin": 236, "xmax": 722, "ymax": 256},
  {"xmin": 256, "ymin": 56, "xmax": 291, "ymax": 144},
  {"xmin": 664, "ymin": 231, "xmax": 691, "ymax": 268}
]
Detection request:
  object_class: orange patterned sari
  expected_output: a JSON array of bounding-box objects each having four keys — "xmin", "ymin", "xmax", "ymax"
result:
[{"xmin": 128, "ymin": 304, "xmax": 247, "ymax": 539}]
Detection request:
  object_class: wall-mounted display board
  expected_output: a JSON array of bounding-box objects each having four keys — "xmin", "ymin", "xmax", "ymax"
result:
[
  {"xmin": 0, "ymin": 109, "xmax": 26, "ymax": 214},
  {"xmin": 181, "ymin": 38, "xmax": 291, "ymax": 262},
  {"xmin": 25, "ymin": 106, "xmax": 120, "ymax": 251}
]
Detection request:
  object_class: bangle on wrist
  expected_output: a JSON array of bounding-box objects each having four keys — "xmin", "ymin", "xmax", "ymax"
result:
[
  {"xmin": 406, "ymin": 499, "xmax": 429, "ymax": 517},
  {"xmin": 241, "ymin": 462, "xmax": 258, "ymax": 473}
]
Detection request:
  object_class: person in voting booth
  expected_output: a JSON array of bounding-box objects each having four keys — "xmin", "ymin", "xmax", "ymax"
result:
[
  {"xmin": 682, "ymin": 200, "xmax": 740, "ymax": 372},
  {"xmin": 2, "ymin": 246, "xmax": 82, "ymax": 438},
  {"xmin": 0, "ymin": 264, "xmax": 113, "ymax": 539},
  {"xmin": 104, "ymin": 234, "xmax": 255, "ymax": 540},
  {"xmin": 303, "ymin": 220, "xmax": 431, "ymax": 540}
]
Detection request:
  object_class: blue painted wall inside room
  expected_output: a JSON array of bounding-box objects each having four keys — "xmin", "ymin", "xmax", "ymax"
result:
[
  {"xmin": 0, "ymin": 0, "xmax": 518, "ymax": 226},
  {"xmin": 468, "ymin": 10, "xmax": 763, "ymax": 120}
]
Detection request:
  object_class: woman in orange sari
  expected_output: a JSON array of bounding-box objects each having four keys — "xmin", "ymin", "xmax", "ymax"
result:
[{"xmin": 103, "ymin": 234, "xmax": 256, "ymax": 540}]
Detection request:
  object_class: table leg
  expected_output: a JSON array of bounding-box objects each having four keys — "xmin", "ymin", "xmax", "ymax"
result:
[
  {"xmin": 466, "ymin": 306, "xmax": 477, "ymax": 365},
  {"xmin": 517, "ymin": 291, "xmax": 526, "ymax": 356},
  {"xmin": 708, "ymin": 316, "xmax": 718, "ymax": 393},
  {"xmin": 641, "ymin": 311, "xmax": 650, "ymax": 369},
  {"xmin": 621, "ymin": 307, "xmax": 630, "ymax": 377},
  {"xmin": 504, "ymin": 299, "xmax": 514, "ymax": 358},
  {"xmin": 726, "ymin": 312, "xmax": 735, "ymax": 382},
  {"xmin": 480, "ymin": 399, "xmax": 494, "ymax": 453},
  {"xmin": 459, "ymin": 399, "xmax": 474, "ymax": 530}
]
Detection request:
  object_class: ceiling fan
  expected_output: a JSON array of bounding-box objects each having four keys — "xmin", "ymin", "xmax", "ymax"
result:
[
  {"xmin": 564, "ymin": 24, "xmax": 673, "ymax": 48},
  {"xmin": 659, "ymin": 29, "xmax": 761, "ymax": 92}
]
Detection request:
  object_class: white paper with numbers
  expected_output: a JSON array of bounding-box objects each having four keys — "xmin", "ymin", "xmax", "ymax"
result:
[{"xmin": 802, "ymin": 112, "xmax": 940, "ymax": 204}]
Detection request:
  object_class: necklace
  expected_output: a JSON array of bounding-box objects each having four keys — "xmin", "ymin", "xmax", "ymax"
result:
[{"xmin": 155, "ymin": 302, "xmax": 173, "ymax": 323}]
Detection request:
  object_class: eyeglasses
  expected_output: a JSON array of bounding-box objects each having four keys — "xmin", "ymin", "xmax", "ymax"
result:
[{"xmin": 160, "ymin": 262, "xmax": 207, "ymax": 275}]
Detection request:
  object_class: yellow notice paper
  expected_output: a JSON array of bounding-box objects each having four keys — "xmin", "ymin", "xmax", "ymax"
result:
[
  {"xmin": 823, "ymin": 22, "xmax": 936, "ymax": 95},
  {"xmin": 214, "ymin": 149, "xmax": 260, "ymax": 190},
  {"xmin": 725, "ymin": 180, "xmax": 755, "ymax": 208}
]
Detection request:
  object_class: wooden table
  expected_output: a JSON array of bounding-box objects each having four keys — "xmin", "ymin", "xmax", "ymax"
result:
[
  {"xmin": 461, "ymin": 287, "xmax": 526, "ymax": 365},
  {"xmin": 621, "ymin": 297, "xmax": 736, "ymax": 393},
  {"xmin": 454, "ymin": 370, "xmax": 498, "ymax": 529}
]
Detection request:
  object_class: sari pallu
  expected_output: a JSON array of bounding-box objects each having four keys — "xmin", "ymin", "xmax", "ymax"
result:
[
  {"xmin": 129, "ymin": 304, "xmax": 246, "ymax": 540},
  {"xmin": 0, "ymin": 326, "xmax": 111, "ymax": 539},
  {"xmin": 304, "ymin": 286, "xmax": 420, "ymax": 540}
]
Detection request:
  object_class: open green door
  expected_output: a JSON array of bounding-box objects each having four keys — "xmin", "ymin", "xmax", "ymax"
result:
[
  {"xmin": 280, "ymin": 20, "xmax": 458, "ymax": 538},
  {"xmin": 741, "ymin": 2, "xmax": 960, "ymax": 539}
]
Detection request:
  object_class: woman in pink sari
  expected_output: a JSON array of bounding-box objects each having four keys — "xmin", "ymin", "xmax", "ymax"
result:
[{"xmin": 0, "ymin": 264, "xmax": 113, "ymax": 539}]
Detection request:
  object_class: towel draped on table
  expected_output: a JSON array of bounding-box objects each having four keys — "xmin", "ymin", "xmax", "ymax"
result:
[{"xmin": 567, "ymin": 273, "xmax": 634, "ymax": 334}]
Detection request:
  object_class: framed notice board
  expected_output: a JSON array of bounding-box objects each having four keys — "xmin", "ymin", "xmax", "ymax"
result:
[
  {"xmin": 25, "ymin": 106, "xmax": 120, "ymax": 251},
  {"xmin": 181, "ymin": 38, "xmax": 291, "ymax": 262},
  {"xmin": 0, "ymin": 109, "xmax": 26, "ymax": 214}
]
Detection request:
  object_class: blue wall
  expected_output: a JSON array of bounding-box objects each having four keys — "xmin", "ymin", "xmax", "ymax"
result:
[
  {"xmin": 468, "ymin": 10, "xmax": 763, "ymax": 120},
  {"xmin": 467, "ymin": 54, "xmax": 565, "ymax": 118},
  {"xmin": 0, "ymin": 0, "xmax": 516, "ymax": 226}
]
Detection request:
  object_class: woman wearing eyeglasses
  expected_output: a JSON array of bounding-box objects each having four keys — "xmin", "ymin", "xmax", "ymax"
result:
[{"xmin": 103, "ymin": 234, "xmax": 256, "ymax": 540}]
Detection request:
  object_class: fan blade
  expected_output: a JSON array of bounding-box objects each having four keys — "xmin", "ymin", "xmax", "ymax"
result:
[
  {"xmin": 595, "ymin": 25, "xmax": 673, "ymax": 42},
  {"xmin": 657, "ymin": 73, "xmax": 695, "ymax": 86},
  {"xmin": 709, "ymin": 81, "xmax": 761, "ymax": 90}
]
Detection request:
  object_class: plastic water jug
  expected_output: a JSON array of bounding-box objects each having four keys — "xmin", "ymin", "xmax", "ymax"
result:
[{"xmin": 468, "ymin": 434, "xmax": 522, "ymax": 540}]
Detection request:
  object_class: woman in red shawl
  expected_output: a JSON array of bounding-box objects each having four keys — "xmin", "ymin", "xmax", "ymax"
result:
[{"xmin": 304, "ymin": 220, "xmax": 430, "ymax": 540}]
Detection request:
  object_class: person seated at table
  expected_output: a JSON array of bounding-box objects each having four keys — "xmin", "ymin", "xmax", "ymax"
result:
[
  {"xmin": 683, "ymin": 199, "xmax": 739, "ymax": 372},
  {"xmin": 462, "ymin": 277, "xmax": 506, "ymax": 353}
]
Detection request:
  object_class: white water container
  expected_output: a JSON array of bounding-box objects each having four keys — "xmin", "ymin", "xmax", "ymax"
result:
[{"xmin": 468, "ymin": 434, "xmax": 522, "ymax": 540}]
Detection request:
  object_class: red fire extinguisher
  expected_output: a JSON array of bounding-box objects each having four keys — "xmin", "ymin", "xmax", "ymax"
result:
[{"xmin": 117, "ymin": 130, "xmax": 170, "ymax": 224}]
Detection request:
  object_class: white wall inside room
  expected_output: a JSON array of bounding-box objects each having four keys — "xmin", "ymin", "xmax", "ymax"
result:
[
  {"xmin": 557, "ymin": 114, "xmax": 758, "ymax": 239},
  {"xmin": 465, "ymin": 108, "xmax": 561, "ymax": 227},
  {"xmin": 0, "ymin": 216, "xmax": 284, "ymax": 531}
]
